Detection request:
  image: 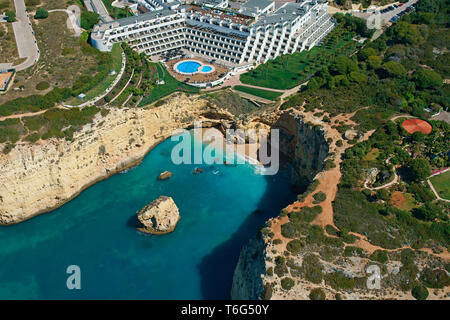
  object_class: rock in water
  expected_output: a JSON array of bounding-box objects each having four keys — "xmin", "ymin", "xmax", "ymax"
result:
[
  {"xmin": 137, "ymin": 196, "xmax": 180, "ymax": 235},
  {"xmin": 157, "ymin": 171, "xmax": 173, "ymax": 180}
]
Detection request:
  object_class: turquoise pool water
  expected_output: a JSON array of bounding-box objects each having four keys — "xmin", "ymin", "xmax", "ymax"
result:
[
  {"xmin": 176, "ymin": 61, "xmax": 201, "ymax": 74},
  {"xmin": 0, "ymin": 134, "xmax": 296, "ymax": 299},
  {"xmin": 201, "ymin": 66, "xmax": 212, "ymax": 72}
]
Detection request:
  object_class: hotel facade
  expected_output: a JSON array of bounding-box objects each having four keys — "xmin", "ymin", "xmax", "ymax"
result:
[{"xmin": 91, "ymin": 0, "xmax": 335, "ymax": 67}]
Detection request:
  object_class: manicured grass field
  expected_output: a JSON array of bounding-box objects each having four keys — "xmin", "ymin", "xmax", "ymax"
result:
[
  {"xmin": 429, "ymin": 171, "xmax": 450, "ymax": 200},
  {"xmin": 233, "ymin": 85, "xmax": 282, "ymax": 101},
  {"xmin": 240, "ymin": 30, "xmax": 361, "ymax": 90},
  {"xmin": 138, "ymin": 63, "xmax": 199, "ymax": 106}
]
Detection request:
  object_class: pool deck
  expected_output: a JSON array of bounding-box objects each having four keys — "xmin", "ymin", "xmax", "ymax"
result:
[{"xmin": 165, "ymin": 57, "xmax": 230, "ymax": 85}]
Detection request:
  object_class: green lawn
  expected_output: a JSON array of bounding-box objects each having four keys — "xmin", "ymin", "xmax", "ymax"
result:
[
  {"xmin": 240, "ymin": 30, "xmax": 361, "ymax": 90},
  {"xmin": 138, "ymin": 63, "xmax": 199, "ymax": 106},
  {"xmin": 430, "ymin": 171, "xmax": 450, "ymax": 200},
  {"xmin": 233, "ymin": 85, "xmax": 282, "ymax": 101},
  {"xmin": 69, "ymin": 44, "xmax": 123, "ymax": 105}
]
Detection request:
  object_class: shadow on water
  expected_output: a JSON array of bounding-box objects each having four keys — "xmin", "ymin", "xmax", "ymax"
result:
[{"xmin": 197, "ymin": 167, "xmax": 300, "ymax": 299}]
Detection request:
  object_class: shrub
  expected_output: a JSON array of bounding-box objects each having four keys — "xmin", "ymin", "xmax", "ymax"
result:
[
  {"xmin": 280, "ymin": 277, "xmax": 295, "ymax": 291},
  {"xmin": 272, "ymin": 239, "xmax": 282, "ymax": 245},
  {"xmin": 325, "ymin": 224, "xmax": 339, "ymax": 236},
  {"xmin": 80, "ymin": 11, "xmax": 100, "ymax": 30},
  {"xmin": 325, "ymin": 271, "xmax": 357, "ymax": 290},
  {"xmin": 309, "ymin": 288, "xmax": 326, "ymax": 300},
  {"xmin": 35, "ymin": 81, "xmax": 50, "ymax": 91},
  {"xmin": 336, "ymin": 139, "xmax": 343, "ymax": 147},
  {"xmin": 34, "ymin": 8, "xmax": 48, "ymax": 19},
  {"xmin": 313, "ymin": 191, "xmax": 326, "ymax": 203},
  {"xmin": 411, "ymin": 285, "xmax": 428, "ymax": 300},
  {"xmin": 344, "ymin": 246, "xmax": 365, "ymax": 257},
  {"xmin": 286, "ymin": 239, "xmax": 304, "ymax": 254},
  {"xmin": 6, "ymin": 10, "xmax": 15, "ymax": 22},
  {"xmin": 369, "ymin": 250, "xmax": 389, "ymax": 264},
  {"xmin": 274, "ymin": 256, "xmax": 288, "ymax": 277},
  {"xmin": 302, "ymin": 254, "xmax": 323, "ymax": 284},
  {"xmin": 420, "ymin": 268, "xmax": 450, "ymax": 289}
]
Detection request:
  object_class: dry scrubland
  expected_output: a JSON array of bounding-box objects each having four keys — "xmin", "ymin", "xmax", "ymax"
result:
[{"xmin": 0, "ymin": 0, "xmax": 100, "ymax": 103}]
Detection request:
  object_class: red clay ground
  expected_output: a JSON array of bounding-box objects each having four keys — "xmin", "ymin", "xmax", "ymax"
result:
[
  {"xmin": 401, "ymin": 118, "xmax": 432, "ymax": 134},
  {"xmin": 391, "ymin": 191, "xmax": 407, "ymax": 209}
]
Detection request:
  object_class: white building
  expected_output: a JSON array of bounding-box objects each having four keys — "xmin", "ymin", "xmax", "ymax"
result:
[{"xmin": 91, "ymin": 0, "xmax": 335, "ymax": 67}]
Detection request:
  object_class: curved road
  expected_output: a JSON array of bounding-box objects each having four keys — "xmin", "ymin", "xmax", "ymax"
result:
[{"xmin": 48, "ymin": 8, "xmax": 82, "ymax": 37}]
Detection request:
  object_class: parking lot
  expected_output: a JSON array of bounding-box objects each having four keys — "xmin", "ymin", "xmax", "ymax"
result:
[{"xmin": 354, "ymin": 0, "xmax": 419, "ymax": 26}]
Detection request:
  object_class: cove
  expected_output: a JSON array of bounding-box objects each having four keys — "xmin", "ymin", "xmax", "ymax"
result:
[{"xmin": 0, "ymin": 133, "xmax": 296, "ymax": 299}]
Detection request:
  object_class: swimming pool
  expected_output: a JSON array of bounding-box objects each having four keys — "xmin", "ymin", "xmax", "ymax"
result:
[
  {"xmin": 176, "ymin": 61, "xmax": 201, "ymax": 74},
  {"xmin": 201, "ymin": 66, "xmax": 212, "ymax": 72},
  {"xmin": 175, "ymin": 60, "xmax": 214, "ymax": 74}
]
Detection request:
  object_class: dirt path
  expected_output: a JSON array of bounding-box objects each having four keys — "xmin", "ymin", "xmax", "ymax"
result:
[
  {"xmin": 0, "ymin": 106, "xmax": 70, "ymax": 122},
  {"xmin": 270, "ymin": 107, "xmax": 364, "ymax": 252}
]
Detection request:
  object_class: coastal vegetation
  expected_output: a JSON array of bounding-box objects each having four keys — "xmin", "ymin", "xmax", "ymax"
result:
[{"xmin": 233, "ymin": 86, "xmax": 282, "ymax": 101}]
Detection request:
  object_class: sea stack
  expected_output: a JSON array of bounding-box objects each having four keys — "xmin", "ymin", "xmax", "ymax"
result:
[
  {"xmin": 137, "ymin": 196, "xmax": 180, "ymax": 235},
  {"xmin": 157, "ymin": 171, "xmax": 173, "ymax": 180}
]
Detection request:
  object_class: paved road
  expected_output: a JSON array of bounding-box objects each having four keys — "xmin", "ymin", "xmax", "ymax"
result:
[
  {"xmin": 11, "ymin": 0, "xmax": 40, "ymax": 71},
  {"xmin": 85, "ymin": 0, "xmax": 113, "ymax": 23}
]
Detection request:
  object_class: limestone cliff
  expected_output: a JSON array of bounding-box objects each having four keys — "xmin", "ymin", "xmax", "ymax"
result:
[
  {"xmin": 231, "ymin": 110, "xmax": 331, "ymax": 299},
  {"xmin": 231, "ymin": 234, "xmax": 266, "ymax": 300},
  {"xmin": 273, "ymin": 111, "xmax": 329, "ymax": 186},
  {"xmin": 0, "ymin": 94, "xmax": 221, "ymax": 225}
]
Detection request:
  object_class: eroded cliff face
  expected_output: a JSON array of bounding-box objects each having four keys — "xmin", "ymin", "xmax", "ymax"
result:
[
  {"xmin": 274, "ymin": 111, "xmax": 329, "ymax": 186},
  {"xmin": 0, "ymin": 94, "xmax": 229, "ymax": 225},
  {"xmin": 231, "ymin": 110, "xmax": 330, "ymax": 299},
  {"xmin": 231, "ymin": 235, "xmax": 266, "ymax": 300}
]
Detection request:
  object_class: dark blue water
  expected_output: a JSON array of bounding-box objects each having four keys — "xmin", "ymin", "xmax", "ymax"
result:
[{"xmin": 0, "ymin": 134, "xmax": 296, "ymax": 299}]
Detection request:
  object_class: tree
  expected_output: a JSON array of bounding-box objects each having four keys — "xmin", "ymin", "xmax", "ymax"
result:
[
  {"xmin": 6, "ymin": 10, "xmax": 16, "ymax": 22},
  {"xmin": 358, "ymin": 48, "xmax": 377, "ymax": 61},
  {"xmin": 408, "ymin": 158, "xmax": 431, "ymax": 182},
  {"xmin": 412, "ymin": 131, "xmax": 426, "ymax": 143},
  {"xmin": 80, "ymin": 11, "xmax": 100, "ymax": 30},
  {"xmin": 309, "ymin": 288, "xmax": 326, "ymax": 300},
  {"xmin": 392, "ymin": 22, "xmax": 423, "ymax": 45},
  {"xmin": 280, "ymin": 277, "xmax": 295, "ymax": 290},
  {"xmin": 414, "ymin": 68, "xmax": 443, "ymax": 89},
  {"xmin": 330, "ymin": 56, "xmax": 358, "ymax": 75},
  {"xmin": 411, "ymin": 285, "xmax": 429, "ymax": 300},
  {"xmin": 383, "ymin": 61, "xmax": 406, "ymax": 78},
  {"xmin": 349, "ymin": 71, "xmax": 367, "ymax": 84},
  {"xmin": 367, "ymin": 55, "xmax": 382, "ymax": 69},
  {"xmin": 34, "ymin": 8, "xmax": 48, "ymax": 19},
  {"xmin": 413, "ymin": 202, "xmax": 441, "ymax": 221}
]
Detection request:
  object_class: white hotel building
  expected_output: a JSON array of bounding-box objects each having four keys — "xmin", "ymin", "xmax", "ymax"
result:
[{"xmin": 91, "ymin": 0, "xmax": 335, "ymax": 67}]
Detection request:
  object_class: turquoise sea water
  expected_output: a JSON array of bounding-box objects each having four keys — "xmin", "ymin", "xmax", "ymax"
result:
[{"xmin": 0, "ymin": 134, "xmax": 296, "ymax": 299}]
